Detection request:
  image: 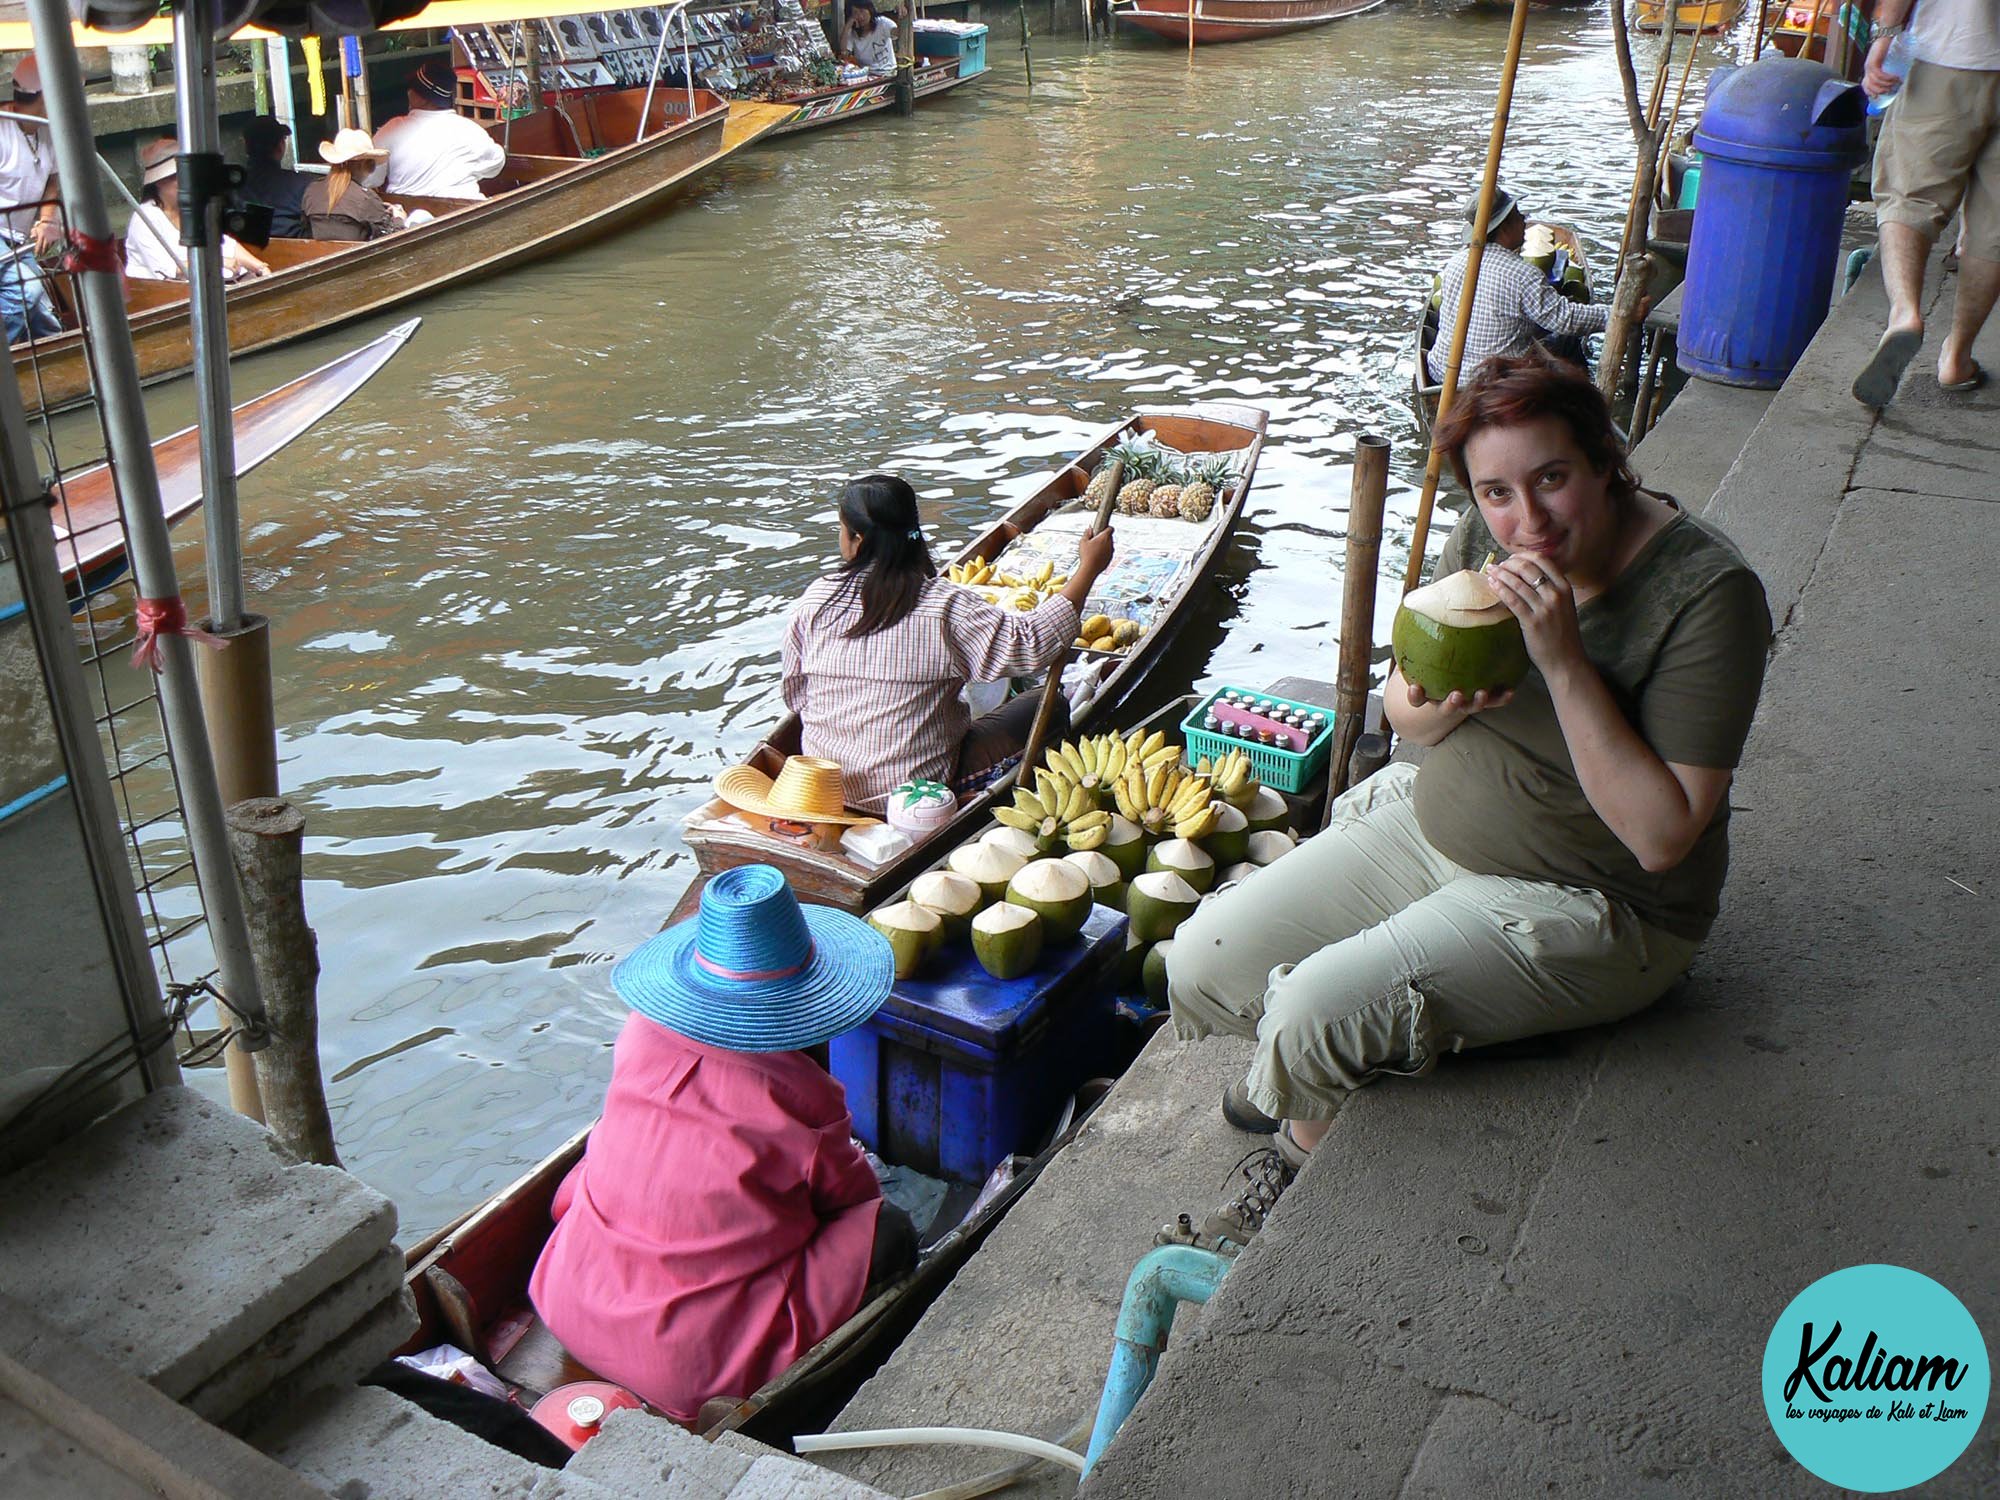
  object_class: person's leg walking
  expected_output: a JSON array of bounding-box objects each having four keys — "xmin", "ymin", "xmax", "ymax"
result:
[{"xmin": 1939, "ymin": 87, "xmax": 2000, "ymax": 388}]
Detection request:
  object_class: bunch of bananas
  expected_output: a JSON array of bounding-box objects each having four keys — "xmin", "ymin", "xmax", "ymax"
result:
[
  {"xmin": 1112, "ymin": 739, "xmax": 1217, "ymax": 840},
  {"xmin": 1044, "ymin": 733, "xmax": 1132, "ymax": 803},
  {"xmin": 994, "ymin": 765, "xmax": 1114, "ymax": 852},
  {"xmin": 1194, "ymin": 748, "xmax": 1259, "ymax": 808}
]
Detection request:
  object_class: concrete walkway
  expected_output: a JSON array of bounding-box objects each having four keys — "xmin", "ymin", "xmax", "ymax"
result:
[{"xmin": 1081, "ymin": 259, "xmax": 2000, "ymax": 1495}]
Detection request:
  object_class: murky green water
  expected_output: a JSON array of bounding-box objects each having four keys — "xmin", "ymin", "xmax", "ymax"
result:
[{"xmin": 83, "ymin": 4, "xmax": 1747, "ymax": 1238}]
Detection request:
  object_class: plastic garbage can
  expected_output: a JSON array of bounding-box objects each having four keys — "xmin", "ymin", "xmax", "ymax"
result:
[{"xmin": 1678, "ymin": 57, "xmax": 1866, "ymax": 388}]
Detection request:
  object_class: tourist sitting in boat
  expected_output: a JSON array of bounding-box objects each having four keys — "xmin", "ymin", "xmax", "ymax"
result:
[
  {"xmin": 1171, "ymin": 352, "xmax": 1770, "ymax": 1245},
  {"xmin": 125, "ymin": 140, "xmax": 270, "ymax": 284},
  {"xmin": 782, "ymin": 473, "xmax": 1115, "ymax": 813},
  {"xmin": 0, "ymin": 55, "xmax": 63, "ymax": 345},
  {"xmin": 302, "ymin": 130, "xmax": 407, "ymax": 242},
  {"xmin": 1426, "ymin": 187, "xmax": 1610, "ymax": 383},
  {"xmin": 839, "ymin": 0, "xmax": 900, "ymax": 74},
  {"xmin": 373, "ymin": 59, "xmax": 505, "ymax": 203},
  {"xmin": 528, "ymin": 864, "xmax": 911, "ymax": 1427},
  {"xmin": 235, "ymin": 114, "xmax": 308, "ymax": 240}
]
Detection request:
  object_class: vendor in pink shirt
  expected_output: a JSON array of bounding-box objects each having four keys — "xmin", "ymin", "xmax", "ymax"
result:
[{"xmin": 528, "ymin": 864, "xmax": 908, "ymax": 1426}]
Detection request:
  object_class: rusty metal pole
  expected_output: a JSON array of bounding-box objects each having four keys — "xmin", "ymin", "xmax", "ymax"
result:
[{"xmin": 1330, "ymin": 436, "xmax": 1389, "ymax": 807}]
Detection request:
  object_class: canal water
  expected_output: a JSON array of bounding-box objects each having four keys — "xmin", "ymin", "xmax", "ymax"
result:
[{"xmin": 97, "ymin": 4, "xmax": 1747, "ymax": 1238}]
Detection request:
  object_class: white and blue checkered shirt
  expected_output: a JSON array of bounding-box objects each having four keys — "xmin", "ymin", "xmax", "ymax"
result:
[{"xmin": 1427, "ymin": 243, "xmax": 1611, "ymax": 383}]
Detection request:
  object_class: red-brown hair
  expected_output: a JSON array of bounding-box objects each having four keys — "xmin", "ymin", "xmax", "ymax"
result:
[{"xmin": 1431, "ymin": 350, "xmax": 1640, "ymax": 506}]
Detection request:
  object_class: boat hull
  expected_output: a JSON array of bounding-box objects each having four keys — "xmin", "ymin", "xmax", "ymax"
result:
[
  {"xmin": 1113, "ymin": 0, "xmax": 1386, "ymax": 44},
  {"xmin": 765, "ymin": 57, "xmax": 980, "ymax": 137},
  {"xmin": 1634, "ymin": 0, "xmax": 1745, "ymax": 33}
]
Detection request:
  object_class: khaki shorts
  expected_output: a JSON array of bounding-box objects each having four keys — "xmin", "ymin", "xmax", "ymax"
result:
[
  {"xmin": 1166, "ymin": 763, "xmax": 1700, "ymax": 1121},
  {"xmin": 1874, "ymin": 59, "xmax": 2000, "ymax": 261}
]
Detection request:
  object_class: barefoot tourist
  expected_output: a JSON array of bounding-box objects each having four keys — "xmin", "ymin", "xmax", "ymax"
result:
[{"xmin": 1169, "ymin": 353, "xmax": 1771, "ymax": 1245}]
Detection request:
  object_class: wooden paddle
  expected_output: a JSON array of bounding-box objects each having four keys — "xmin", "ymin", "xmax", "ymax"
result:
[{"xmin": 1019, "ymin": 457, "xmax": 1122, "ymax": 779}]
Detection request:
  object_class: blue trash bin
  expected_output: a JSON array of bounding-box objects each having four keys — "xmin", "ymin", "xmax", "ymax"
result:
[{"xmin": 1678, "ymin": 58, "xmax": 1866, "ymax": 389}]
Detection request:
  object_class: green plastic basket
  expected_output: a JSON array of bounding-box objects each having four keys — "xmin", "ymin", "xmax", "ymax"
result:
[{"xmin": 1181, "ymin": 687, "xmax": 1333, "ymax": 795}]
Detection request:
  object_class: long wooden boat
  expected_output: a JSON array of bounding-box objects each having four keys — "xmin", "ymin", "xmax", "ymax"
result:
[
  {"xmin": 49, "ymin": 319, "xmax": 417, "ymax": 599},
  {"xmin": 1111, "ymin": 0, "xmax": 1385, "ymax": 45},
  {"xmin": 1635, "ymin": 0, "xmax": 1745, "ymax": 34},
  {"xmin": 9, "ymin": 91, "xmax": 791, "ymax": 418},
  {"xmin": 675, "ymin": 402, "xmax": 1267, "ymax": 920},
  {"xmin": 760, "ymin": 42, "xmax": 985, "ymax": 137},
  {"xmin": 1763, "ymin": 0, "xmax": 1866, "ymax": 75}
]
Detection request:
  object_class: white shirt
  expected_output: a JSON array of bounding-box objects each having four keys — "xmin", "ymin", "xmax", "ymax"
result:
[
  {"xmin": 374, "ymin": 107, "xmax": 507, "ymax": 201},
  {"xmin": 1427, "ymin": 242, "xmax": 1610, "ymax": 383},
  {"xmin": 122, "ymin": 202, "xmax": 255, "ymax": 282},
  {"xmin": 0, "ymin": 118, "xmax": 53, "ymax": 238},
  {"xmin": 847, "ymin": 16, "xmax": 898, "ymax": 74},
  {"xmin": 1911, "ymin": 0, "xmax": 2000, "ymax": 71}
]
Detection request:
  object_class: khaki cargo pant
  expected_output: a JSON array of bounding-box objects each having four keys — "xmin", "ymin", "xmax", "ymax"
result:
[{"xmin": 1167, "ymin": 763, "xmax": 1701, "ymax": 1122}]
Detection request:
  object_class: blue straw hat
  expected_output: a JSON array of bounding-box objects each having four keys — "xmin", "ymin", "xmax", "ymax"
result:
[{"xmin": 613, "ymin": 865, "xmax": 893, "ymax": 1052}]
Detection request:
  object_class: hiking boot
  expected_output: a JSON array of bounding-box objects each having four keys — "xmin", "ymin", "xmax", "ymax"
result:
[
  {"xmin": 1201, "ymin": 1145, "xmax": 1297, "ymax": 1248},
  {"xmin": 1221, "ymin": 1079, "xmax": 1280, "ymax": 1135}
]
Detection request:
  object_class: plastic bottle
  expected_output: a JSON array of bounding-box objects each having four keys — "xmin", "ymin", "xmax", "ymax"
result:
[{"xmin": 1867, "ymin": 29, "xmax": 1915, "ymax": 119}]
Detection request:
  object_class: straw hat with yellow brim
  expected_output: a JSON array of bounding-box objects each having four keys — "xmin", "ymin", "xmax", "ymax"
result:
[
  {"xmin": 319, "ymin": 129, "xmax": 387, "ymax": 168},
  {"xmin": 613, "ymin": 864, "xmax": 892, "ymax": 1052},
  {"xmin": 714, "ymin": 756, "xmax": 874, "ymax": 827}
]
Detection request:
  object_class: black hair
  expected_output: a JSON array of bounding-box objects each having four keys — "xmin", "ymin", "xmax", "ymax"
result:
[
  {"xmin": 850, "ymin": 0, "xmax": 878, "ymax": 17},
  {"xmin": 821, "ymin": 474, "xmax": 935, "ymax": 638}
]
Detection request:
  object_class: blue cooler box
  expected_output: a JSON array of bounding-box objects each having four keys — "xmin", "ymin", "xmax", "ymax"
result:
[
  {"xmin": 831, "ymin": 905, "xmax": 1126, "ymax": 1182},
  {"xmin": 913, "ymin": 20, "xmax": 988, "ymax": 78}
]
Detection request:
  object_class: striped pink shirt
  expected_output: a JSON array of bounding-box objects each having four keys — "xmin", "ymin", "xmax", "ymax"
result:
[{"xmin": 782, "ymin": 572, "xmax": 1079, "ymax": 813}]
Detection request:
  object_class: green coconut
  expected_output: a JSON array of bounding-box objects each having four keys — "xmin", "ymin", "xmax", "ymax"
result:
[
  {"xmin": 867, "ymin": 900, "xmax": 942, "ymax": 980},
  {"xmin": 948, "ymin": 841, "xmax": 1027, "ymax": 906},
  {"xmin": 1142, "ymin": 939, "xmax": 1174, "ymax": 1007},
  {"xmin": 1247, "ymin": 828, "xmax": 1297, "ymax": 867},
  {"xmin": 1217, "ymin": 860, "xmax": 1259, "ymax": 888},
  {"xmin": 1127, "ymin": 870, "xmax": 1202, "ymax": 943},
  {"xmin": 1242, "ymin": 786, "xmax": 1291, "ymax": 835},
  {"xmin": 1145, "ymin": 837, "xmax": 1215, "ymax": 895},
  {"xmin": 1063, "ymin": 849, "xmax": 1127, "ymax": 912},
  {"xmin": 1101, "ymin": 813, "xmax": 1148, "ymax": 881},
  {"xmin": 1200, "ymin": 802, "xmax": 1250, "ymax": 866},
  {"xmin": 1006, "ymin": 858, "xmax": 1093, "ymax": 943},
  {"xmin": 909, "ymin": 870, "xmax": 983, "ymax": 942},
  {"xmin": 971, "ymin": 901, "xmax": 1044, "ymax": 980},
  {"xmin": 1391, "ymin": 567, "xmax": 1530, "ymax": 702},
  {"xmin": 981, "ymin": 824, "xmax": 1046, "ymax": 862},
  {"xmin": 1117, "ymin": 929, "xmax": 1149, "ymax": 991}
]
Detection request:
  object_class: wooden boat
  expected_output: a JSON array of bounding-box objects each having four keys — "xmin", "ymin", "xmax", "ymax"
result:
[
  {"xmin": 9, "ymin": 91, "xmax": 792, "ymax": 418},
  {"xmin": 49, "ymin": 319, "xmax": 417, "ymax": 600},
  {"xmin": 1763, "ymin": 0, "xmax": 1866, "ymax": 75},
  {"xmin": 1634, "ymin": 0, "xmax": 1745, "ymax": 34},
  {"xmin": 1111, "ymin": 0, "xmax": 1386, "ymax": 46},
  {"xmin": 757, "ymin": 41, "xmax": 986, "ymax": 137},
  {"xmin": 675, "ymin": 402, "xmax": 1267, "ymax": 920},
  {"xmin": 1410, "ymin": 224, "xmax": 1592, "ymax": 438}
]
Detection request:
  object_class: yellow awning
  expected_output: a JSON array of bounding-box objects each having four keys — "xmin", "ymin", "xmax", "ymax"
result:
[{"xmin": 0, "ymin": 0, "xmax": 667, "ymax": 53}]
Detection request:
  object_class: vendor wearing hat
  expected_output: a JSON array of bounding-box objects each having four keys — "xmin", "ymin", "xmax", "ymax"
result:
[
  {"xmin": 528, "ymin": 865, "xmax": 915, "ymax": 1427},
  {"xmin": 302, "ymin": 129, "xmax": 406, "ymax": 242},
  {"xmin": 373, "ymin": 58, "xmax": 505, "ymax": 203},
  {"xmin": 236, "ymin": 114, "xmax": 308, "ymax": 240},
  {"xmin": 125, "ymin": 138, "xmax": 270, "ymax": 283},
  {"xmin": 1424, "ymin": 186, "xmax": 1611, "ymax": 385}
]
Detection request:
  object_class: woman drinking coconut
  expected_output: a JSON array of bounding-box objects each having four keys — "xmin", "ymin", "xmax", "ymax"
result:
[{"xmin": 1170, "ymin": 352, "xmax": 1771, "ymax": 1245}]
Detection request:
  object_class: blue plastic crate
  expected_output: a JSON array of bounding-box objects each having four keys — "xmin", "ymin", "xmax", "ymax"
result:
[{"xmin": 831, "ymin": 905, "xmax": 1126, "ymax": 1183}]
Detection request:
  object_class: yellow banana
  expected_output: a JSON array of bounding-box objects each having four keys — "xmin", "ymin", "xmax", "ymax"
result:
[
  {"xmin": 1069, "ymin": 809, "xmax": 1110, "ymax": 833},
  {"xmin": 1062, "ymin": 783, "xmax": 1090, "ymax": 823},
  {"xmin": 1034, "ymin": 561, "xmax": 1054, "ymax": 586},
  {"xmin": 1066, "ymin": 823, "xmax": 1108, "ymax": 852},
  {"xmin": 994, "ymin": 806, "xmax": 1040, "ymax": 832},
  {"xmin": 1144, "ymin": 763, "xmax": 1170, "ymax": 807},
  {"xmin": 1014, "ymin": 789, "xmax": 1047, "ymax": 821},
  {"xmin": 1112, "ymin": 782, "xmax": 1139, "ymax": 821},
  {"xmin": 1101, "ymin": 739, "xmax": 1127, "ymax": 782},
  {"xmin": 1139, "ymin": 730, "xmax": 1167, "ymax": 761},
  {"xmin": 1174, "ymin": 807, "xmax": 1219, "ymax": 841},
  {"xmin": 1143, "ymin": 745, "xmax": 1181, "ymax": 772}
]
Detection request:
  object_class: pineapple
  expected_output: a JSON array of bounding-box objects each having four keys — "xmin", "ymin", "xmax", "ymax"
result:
[
  {"xmin": 1084, "ymin": 465, "xmax": 1116, "ymax": 507},
  {"xmin": 1117, "ymin": 478, "xmax": 1156, "ymax": 515},
  {"xmin": 1177, "ymin": 479, "xmax": 1215, "ymax": 523},
  {"xmin": 1148, "ymin": 484, "xmax": 1183, "ymax": 519}
]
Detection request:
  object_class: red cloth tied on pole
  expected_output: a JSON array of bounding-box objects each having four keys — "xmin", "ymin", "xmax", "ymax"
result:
[
  {"xmin": 61, "ymin": 229, "xmax": 119, "ymax": 275},
  {"xmin": 131, "ymin": 596, "xmax": 224, "ymax": 673}
]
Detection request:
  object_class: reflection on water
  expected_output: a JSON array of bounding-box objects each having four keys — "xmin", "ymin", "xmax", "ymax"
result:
[{"xmin": 107, "ymin": 9, "xmax": 1742, "ymax": 1237}]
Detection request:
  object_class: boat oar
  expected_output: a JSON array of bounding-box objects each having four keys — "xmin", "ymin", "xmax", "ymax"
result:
[
  {"xmin": 1019, "ymin": 458, "xmax": 1122, "ymax": 779},
  {"xmin": 1401, "ymin": 0, "xmax": 1533, "ymax": 596}
]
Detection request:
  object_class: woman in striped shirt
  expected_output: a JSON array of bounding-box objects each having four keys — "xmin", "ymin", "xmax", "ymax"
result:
[{"xmin": 782, "ymin": 475, "xmax": 1115, "ymax": 814}]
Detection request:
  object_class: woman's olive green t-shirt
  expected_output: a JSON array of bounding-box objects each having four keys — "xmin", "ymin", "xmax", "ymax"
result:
[{"xmin": 1412, "ymin": 502, "xmax": 1771, "ymax": 941}]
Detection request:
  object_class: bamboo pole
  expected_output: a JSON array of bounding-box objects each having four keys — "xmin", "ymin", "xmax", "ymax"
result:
[
  {"xmin": 1019, "ymin": 462, "xmax": 1121, "ymax": 779},
  {"xmin": 1330, "ymin": 436, "xmax": 1388, "ymax": 802},
  {"xmin": 1401, "ymin": 0, "xmax": 1535, "ymax": 596}
]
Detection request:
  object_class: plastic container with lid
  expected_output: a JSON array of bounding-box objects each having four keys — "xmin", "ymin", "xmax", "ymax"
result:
[{"xmin": 529, "ymin": 1381, "xmax": 645, "ymax": 1451}]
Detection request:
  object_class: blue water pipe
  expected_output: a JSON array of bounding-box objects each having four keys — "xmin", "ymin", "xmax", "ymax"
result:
[{"xmin": 1082, "ymin": 1243, "xmax": 1232, "ymax": 1474}]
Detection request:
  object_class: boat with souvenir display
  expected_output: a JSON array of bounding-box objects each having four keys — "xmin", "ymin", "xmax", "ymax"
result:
[
  {"xmin": 1634, "ymin": 0, "xmax": 1746, "ymax": 34},
  {"xmin": 1110, "ymin": 0, "xmax": 1386, "ymax": 45}
]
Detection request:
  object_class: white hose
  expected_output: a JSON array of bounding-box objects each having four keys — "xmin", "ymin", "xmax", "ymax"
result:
[{"xmin": 792, "ymin": 1425, "xmax": 1087, "ymax": 1475}]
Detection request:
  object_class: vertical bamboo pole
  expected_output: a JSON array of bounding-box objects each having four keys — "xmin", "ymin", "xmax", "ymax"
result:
[
  {"xmin": 1020, "ymin": 465, "xmax": 1121, "ymax": 779},
  {"xmin": 1401, "ymin": 0, "xmax": 1535, "ymax": 595},
  {"xmin": 1330, "ymin": 436, "xmax": 1389, "ymax": 801}
]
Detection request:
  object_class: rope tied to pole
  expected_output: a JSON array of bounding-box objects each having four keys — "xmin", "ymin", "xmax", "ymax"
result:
[
  {"xmin": 130, "ymin": 597, "xmax": 225, "ymax": 673},
  {"xmin": 59, "ymin": 228, "xmax": 116, "ymax": 274}
]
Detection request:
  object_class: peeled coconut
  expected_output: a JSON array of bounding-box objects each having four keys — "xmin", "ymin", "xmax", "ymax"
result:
[
  {"xmin": 1242, "ymin": 786, "xmax": 1291, "ymax": 835},
  {"xmin": 1217, "ymin": 861, "xmax": 1259, "ymax": 888},
  {"xmin": 1006, "ymin": 857, "xmax": 1093, "ymax": 942},
  {"xmin": 1201, "ymin": 802, "xmax": 1249, "ymax": 866},
  {"xmin": 1145, "ymin": 837, "xmax": 1215, "ymax": 896},
  {"xmin": 981, "ymin": 824, "xmax": 1045, "ymax": 862},
  {"xmin": 1127, "ymin": 870, "xmax": 1202, "ymax": 943},
  {"xmin": 1063, "ymin": 849, "xmax": 1127, "ymax": 912},
  {"xmin": 1247, "ymin": 828, "xmax": 1297, "ymax": 867},
  {"xmin": 1391, "ymin": 567, "xmax": 1530, "ymax": 702},
  {"xmin": 909, "ymin": 869, "xmax": 983, "ymax": 941},
  {"xmin": 1142, "ymin": 939, "xmax": 1174, "ymax": 1007},
  {"xmin": 948, "ymin": 841, "xmax": 1027, "ymax": 906},
  {"xmin": 971, "ymin": 901, "xmax": 1043, "ymax": 980},
  {"xmin": 867, "ymin": 900, "xmax": 942, "ymax": 980},
  {"xmin": 1101, "ymin": 813, "xmax": 1147, "ymax": 881}
]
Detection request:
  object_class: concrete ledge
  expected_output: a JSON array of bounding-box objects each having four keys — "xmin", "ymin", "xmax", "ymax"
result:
[{"xmin": 254, "ymin": 1381, "xmax": 549, "ymax": 1498}]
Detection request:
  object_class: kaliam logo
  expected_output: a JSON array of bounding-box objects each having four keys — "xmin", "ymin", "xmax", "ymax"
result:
[{"xmin": 1762, "ymin": 1264, "xmax": 1990, "ymax": 1492}]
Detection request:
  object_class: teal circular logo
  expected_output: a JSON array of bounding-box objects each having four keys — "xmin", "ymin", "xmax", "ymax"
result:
[{"xmin": 1763, "ymin": 1264, "xmax": 1989, "ymax": 1492}]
